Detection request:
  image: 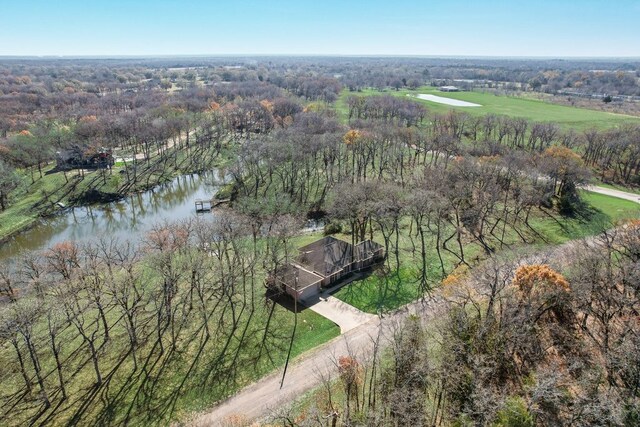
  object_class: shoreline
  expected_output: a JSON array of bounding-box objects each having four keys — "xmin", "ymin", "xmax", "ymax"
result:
[{"xmin": 0, "ymin": 166, "xmax": 228, "ymax": 251}]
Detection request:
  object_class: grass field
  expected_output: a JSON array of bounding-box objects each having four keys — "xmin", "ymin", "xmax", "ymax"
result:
[
  {"xmin": 581, "ymin": 190, "xmax": 640, "ymax": 223},
  {"xmin": 336, "ymin": 87, "xmax": 640, "ymax": 131}
]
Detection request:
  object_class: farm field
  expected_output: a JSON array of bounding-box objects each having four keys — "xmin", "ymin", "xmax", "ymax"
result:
[{"xmin": 337, "ymin": 86, "xmax": 640, "ymax": 130}]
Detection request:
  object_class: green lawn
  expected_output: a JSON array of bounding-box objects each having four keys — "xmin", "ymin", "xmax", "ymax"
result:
[
  {"xmin": 337, "ymin": 87, "xmax": 640, "ymax": 131},
  {"xmin": 172, "ymin": 305, "xmax": 340, "ymax": 423},
  {"xmin": 582, "ymin": 190, "xmax": 640, "ymax": 223},
  {"xmin": 333, "ymin": 267, "xmax": 430, "ymax": 314},
  {"xmin": 332, "ymin": 226, "xmax": 471, "ymax": 313},
  {"xmin": 529, "ymin": 191, "xmax": 639, "ymax": 245}
]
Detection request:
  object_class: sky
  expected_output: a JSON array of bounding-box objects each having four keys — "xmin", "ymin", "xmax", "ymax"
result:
[{"xmin": 1, "ymin": 0, "xmax": 639, "ymax": 57}]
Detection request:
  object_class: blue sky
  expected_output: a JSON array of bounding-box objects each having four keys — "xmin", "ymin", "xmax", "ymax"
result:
[{"xmin": 1, "ymin": 0, "xmax": 638, "ymax": 57}]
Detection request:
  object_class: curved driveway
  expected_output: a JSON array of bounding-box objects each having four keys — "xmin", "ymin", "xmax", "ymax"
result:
[
  {"xmin": 189, "ymin": 299, "xmax": 438, "ymax": 426},
  {"xmin": 303, "ymin": 293, "xmax": 376, "ymax": 334}
]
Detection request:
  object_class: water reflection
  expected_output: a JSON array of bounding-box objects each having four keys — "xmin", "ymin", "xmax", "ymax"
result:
[{"xmin": 0, "ymin": 171, "xmax": 227, "ymax": 261}]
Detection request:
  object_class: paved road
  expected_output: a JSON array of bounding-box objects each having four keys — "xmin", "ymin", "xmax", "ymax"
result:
[
  {"xmin": 303, "ymin": 293, "xmax": 376, "ymax": 334},
  {"xmin": 189, "ymin": 299, "xmax": 439, "ymax": 426},
  {"xmin": 582, "ymin": 185, "xmax": 640, "ymax": 205}
]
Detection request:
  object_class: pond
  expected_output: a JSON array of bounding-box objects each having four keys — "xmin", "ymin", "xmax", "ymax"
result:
[
  {"xmin": 412, "ymin": 93, "xmax": 482, "ymax": 107},
  {"xmin": 0, "ymin": 170, "xmax": 228, "ymax": 262}
]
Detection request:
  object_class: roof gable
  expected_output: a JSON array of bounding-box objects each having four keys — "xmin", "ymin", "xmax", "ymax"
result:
[{"xmin": 297, "ymin": 236, "xmax": 353, "ymax": 276}]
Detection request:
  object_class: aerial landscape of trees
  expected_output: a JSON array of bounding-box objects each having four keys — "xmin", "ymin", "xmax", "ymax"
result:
[
  {"xmin": 0, "ymin": 56, "xmax": 639, "ymax": 426},
  {"xmin": 273, "ymin": 223, "xmax": 640, "ymax": 425}
]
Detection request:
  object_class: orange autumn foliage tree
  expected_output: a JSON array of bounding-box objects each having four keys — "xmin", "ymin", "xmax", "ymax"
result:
[
  {"xmin": 513, "ymin": 264, "xmax": 573, "ymax": 324},
  {"xmin": 513, "ymin": 264, "xmax": 570, "ymax": 296},
  {"xmin": 338, "ymin": 355, "xmax": 362, "ymax": 410},
  {"xmin": 441, "ymin": 264, "xmax": 469, "ymax": 287},
  {"xmin": 542, "ymin": 146, "xmax": 583, "ymax": 173},
  {"xmin": 338, "ymin": 355, "xmax": 362, "ymax": 385},
  {"xmin": 259, "ymin": 99, "xmax": 274, "ymax": 112},
  {"xmin": 79, "ymin": 115, "xmax": 98, "ymax": 123},
  {"xmin": 540, "ymin": 146, "xmax": 586, "ymax": 199},
  {"xmin": 343, "ymin": 129, "xmax": 362, "ymax": 145},
  {"xmin": 626, "ymin": 219, "xmax": 640, "ymax": 230},
  {"xmin": 282, "ymin": 115, "xmax": 294, "ymax": 127}
]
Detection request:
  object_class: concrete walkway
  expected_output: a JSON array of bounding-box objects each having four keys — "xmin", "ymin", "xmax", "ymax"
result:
[{"xmin": 303, "ymin": 293, "xmax": 377, "ymax": 334}]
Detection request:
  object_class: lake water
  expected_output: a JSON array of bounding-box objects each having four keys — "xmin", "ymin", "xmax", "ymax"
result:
[{"xmin": 0, "ymin": 171, "xmax": 228, "ymax": 262}]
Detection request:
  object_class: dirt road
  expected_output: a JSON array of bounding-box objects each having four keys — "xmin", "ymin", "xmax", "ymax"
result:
[{"xmin": 113, "ymin": 131, "xmax": 186, "ymax": 163}]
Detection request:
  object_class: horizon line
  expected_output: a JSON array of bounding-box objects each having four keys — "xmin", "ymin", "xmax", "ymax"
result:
[{"xmin": 1, "ymin": 54, "xmax": 639, "ymax": 61}]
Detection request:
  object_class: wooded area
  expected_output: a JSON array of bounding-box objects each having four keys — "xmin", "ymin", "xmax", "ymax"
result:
[
  {"xmin": 0, "ymin": 57, "xmax": 639, "ymax": 426},
  {"xmin": 270, "ymin": 224, "xmax": 640, "ymax": 426}
]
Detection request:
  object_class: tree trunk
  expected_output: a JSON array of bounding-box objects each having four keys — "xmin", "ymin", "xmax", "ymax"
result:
[{"xmin": 11, "ymin": 339, "xmax": 32, "ymax": 393}]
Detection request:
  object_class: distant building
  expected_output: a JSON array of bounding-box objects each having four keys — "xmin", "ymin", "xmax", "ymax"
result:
[
  {"xmin": 56, "ymin": 146, "xmax": 114, "ymax": 171},
  {"xmin": 439, "ymin": 86, "xmax": 460, "ymax": 92},
  {"xmin": 268, "ymin": 236, "xmax": 385, "ymax": 301}
]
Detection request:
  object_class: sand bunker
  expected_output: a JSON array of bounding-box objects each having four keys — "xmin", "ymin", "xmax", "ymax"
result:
[{"xmin": 412, "ymin": 94, "xmax": 481, "ymax": 107}]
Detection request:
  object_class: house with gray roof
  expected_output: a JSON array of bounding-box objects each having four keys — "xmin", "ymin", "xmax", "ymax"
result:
[{"xmin": 269, "ymin": 236, "xmax": 385, "ymax": 301}]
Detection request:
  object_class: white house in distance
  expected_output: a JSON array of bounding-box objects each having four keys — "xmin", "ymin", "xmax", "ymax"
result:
[{"xmin": 439, "ymin": 85, "xmax": 460, "ymax": 92}]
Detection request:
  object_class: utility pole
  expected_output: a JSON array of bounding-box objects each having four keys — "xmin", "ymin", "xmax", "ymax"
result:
[{"xmin": 280, "ymin": 268, "xmax": 298, "ymax": 389}]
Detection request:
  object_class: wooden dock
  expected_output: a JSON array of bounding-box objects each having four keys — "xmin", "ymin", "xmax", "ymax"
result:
[{"xmin": 195, "ymin": 198, "xmax": 230, "ymax": 213}]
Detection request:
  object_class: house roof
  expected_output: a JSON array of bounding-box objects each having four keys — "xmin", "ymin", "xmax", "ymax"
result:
[
  {"xmin": 273, "ymin": 263, "xmax": 323, "ymax": 291},
  {"xmin": 297, "ymin": 236, "xmax": 353, "ymax": 277},
  {"xmin": 56, "ymin": 147, "xmax": 83, "ymax": 162},
  {"xmin": 272, "ymin": 236, "xmax": 385, "ymax": 297},
  {"xmin": 354, "ymin": 240, "xmax": 384, "ymax": 260}
]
